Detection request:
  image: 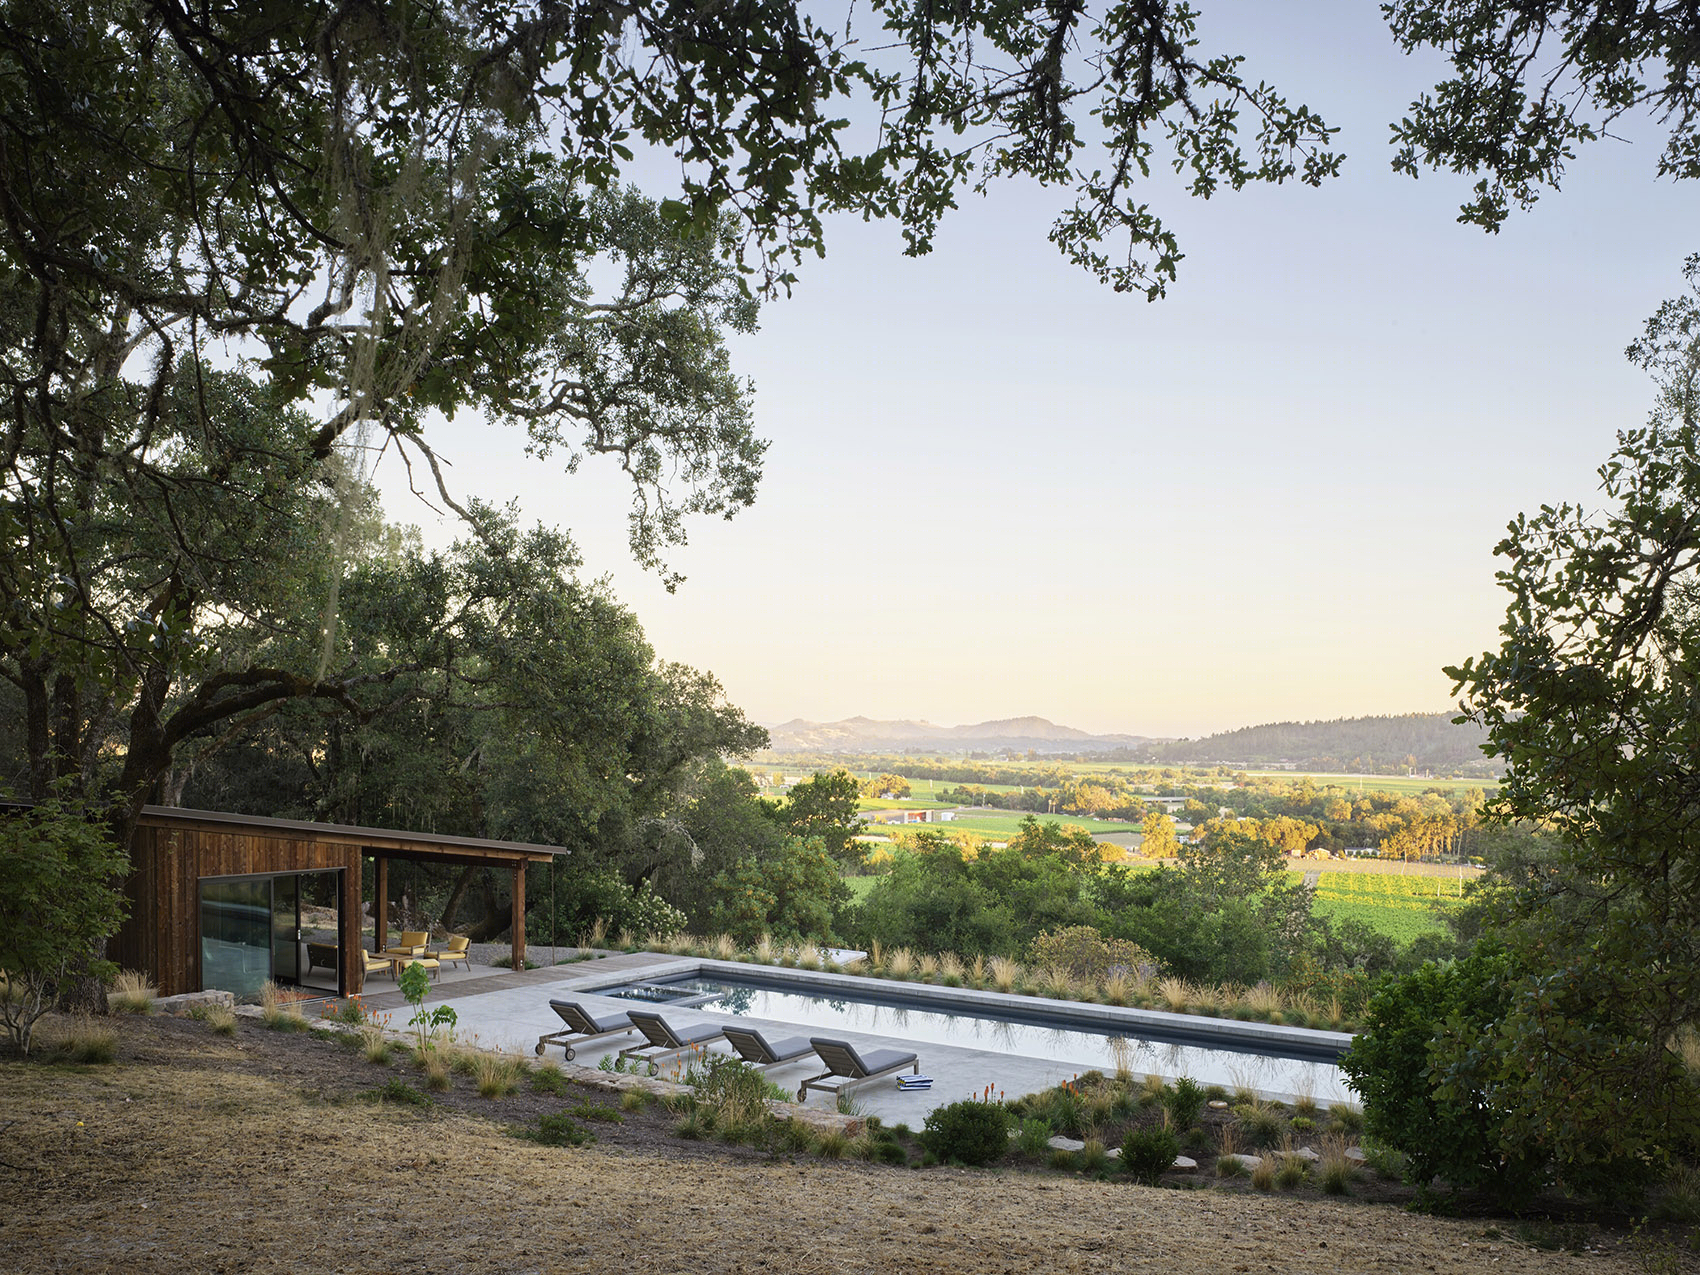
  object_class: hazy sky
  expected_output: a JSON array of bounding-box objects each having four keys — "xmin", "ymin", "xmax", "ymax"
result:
[{"xmin": 372, "ymin": 1, "xmax": 1698, "ymax": 740}]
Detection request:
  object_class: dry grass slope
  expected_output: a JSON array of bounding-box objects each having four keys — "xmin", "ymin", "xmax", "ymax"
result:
[{"xmin": 0, "ymin": 1018, "xmax": 1662, "ymax": 1275}]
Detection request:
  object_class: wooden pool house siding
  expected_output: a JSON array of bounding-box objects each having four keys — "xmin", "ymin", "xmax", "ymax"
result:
[{"xmin": 106, "ymin": 806, "xmax": 559, "ymax": 997}]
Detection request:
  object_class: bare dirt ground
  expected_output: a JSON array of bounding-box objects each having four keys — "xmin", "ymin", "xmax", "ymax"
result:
[{"xmin": 0, "ymin": 1014, "xmax": 1688, "ymax": 1275}]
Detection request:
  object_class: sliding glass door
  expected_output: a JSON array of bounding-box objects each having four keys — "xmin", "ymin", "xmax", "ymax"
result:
[{"xmin": 199, "ymin": 871, "xmax": 342, "ymax": 999}]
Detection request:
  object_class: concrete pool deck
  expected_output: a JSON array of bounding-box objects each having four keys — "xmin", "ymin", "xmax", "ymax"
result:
[{"xmin": 356, "ymin": 952, "xmax": 1355, "ymax": 1122}]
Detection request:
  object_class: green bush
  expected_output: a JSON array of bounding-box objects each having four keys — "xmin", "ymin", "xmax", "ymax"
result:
[
  {"xmin": 1120, "ymin": 1124, "xmax": 1180, "ymax": 1185},
  {"xmin": 921, "ymin": 1099, "xmax": 1010, "ymax": 1167},
  {"xmin": 1340, "ymin": 943, "xmax": 1544, "ymax": 1206},
  {"xmin": 1162, "ymin": 1076, "xmax": 1205, "ymax": 1130},
  {"xmin": 0, "ymin": 795, "xmax": 129, "ymax": 1055}
]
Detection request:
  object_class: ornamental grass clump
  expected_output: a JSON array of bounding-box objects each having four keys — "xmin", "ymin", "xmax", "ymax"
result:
[
  {"xmin": 260, "ymin": 983, "xmax": 308, "ymax": 1033},
  {"xmin": 1318, "ymin": 1135, "xmax": 1354, "ymax": 1195},
  {"xmin": 359, "ymin": 1025, "xmax": 392, "ymax": 1064},
  {"xmin": 194, "ymin": 1004, "xmax": 238, "ymax": 1036},
  {"xmin": 1274, "ymin": 1152, "xmax": 1311, "ymax": 1190},
  {"xmin": 53, "ymin": 1016, "xmax": 118, "ymax": 1064},
  {"xmin": 473, "ymin": 1052, "xmax": 523, "ymax": 1098},
  {"xmin": 711, "ymin": 933, "xmax": 738, "ymax": 961},
  {"xmin": 987, "ymin": 956, "xmax": 1020, "ymax": 993},
  {"xmin": 885, "ymin": 947, "xmax": 915, "ymax": 979},
  {"xmin": 108, "ymin": 969, "xmax": 155, "ymax": 1014},
  {"xmin": 423, "ymin": 1051, "xmax": 452, "ymax": 1092},
  {"xmin": 1158, "ymin": 977, "xmax": 1191, "ymax": 1013}
]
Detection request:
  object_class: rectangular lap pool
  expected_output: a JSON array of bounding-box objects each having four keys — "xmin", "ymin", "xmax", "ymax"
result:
[{"xmin": 601, "ymin": 974, "xmax": 1352, "ymax": 1102}]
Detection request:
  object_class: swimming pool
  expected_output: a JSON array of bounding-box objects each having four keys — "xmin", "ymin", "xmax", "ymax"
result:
[{"xmin": 601, "ymin": 972, "xmax": 1353, "ymax": 1101}]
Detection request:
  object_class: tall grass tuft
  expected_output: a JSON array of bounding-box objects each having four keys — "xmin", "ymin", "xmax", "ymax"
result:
[
  {"xmin": 422, "ymin": 1050, "xmax": 452, "ymax": 1091},
  {"xmin": 584, "ymin": 917, "xmax": 608, "ymax": 948},
  {"xmin": 56, "ymin": 1016, "xmax": 118, "ymax": 1064},
  {"xmin": 917, "ymin": 953, "xmax": 940, "ymax": 980},
  {"xmin": 1158, "ymin": 977, "xmax": 1191, "ymax": 1012},
  {"xmin": 1243, "ymin": 983, "xmax": 1283, "ymax": 1019},
  {"xmin": 260, "ymin": 981, "xmax": 307, "ymax": 1032},
  {"xmin": 754, "ymin": 934, "xmax": 777, "ymax": 965},
  {"xmin": 1318, "ymin": 1134, "xmax": 1354, "ymax": 1195},
  {"xmin": 1038, "ymin": 965, "xmax": 1078, "ymax": 1000},
  {"xmin": 938, "ymin": 952, "xmax": 965, "ymax": 984},
  {"xmin": 109, "ymin": 969, "xmax": 156, "ymax": 1014},
  {"xmin": 1102, "ymin": 971, "xmax": 1132, "ymax": 1006},
  {"xmin": 970, "ymin": 955, "xmax": 987, "ymax": 987},
  {"xmin": 711, "ymin": 933, "xmax": 738, "ymax": 961},
  {"xmin": 798, "ymin": 947, "xmax": 823, "ymax": 971},
  {"xmin": 474, "ymin": 1051, "xmax": 523, "ymax": 1098},
  {"xmin": 359, "ymin": 1025, "xmax": 392, "ymax": 1064},
  {"xmin": 988, "ymin": 956, "xmax": 1020, "ymax": 993},
  {"xmin": 868, "ymin": 939, "xmax": 883, "ymax": 971},
  {"xmin": 885, "ymin": 948, "xmax": 915, "ymax": 979}
]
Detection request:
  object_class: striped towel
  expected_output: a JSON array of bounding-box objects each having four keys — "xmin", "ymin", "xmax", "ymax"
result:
[{"xmin": 896, "ymin": 1075, "xmax": 933, "ymax": 1090}]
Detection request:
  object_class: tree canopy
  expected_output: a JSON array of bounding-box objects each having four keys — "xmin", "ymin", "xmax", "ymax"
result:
[{"xmin": 1386, "ymin": 0, "xmax": 1700, "ymax": 228}]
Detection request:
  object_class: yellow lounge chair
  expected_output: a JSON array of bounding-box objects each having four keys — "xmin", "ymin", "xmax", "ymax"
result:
[{"xmin": 432, "ymin": 935, "xmax": 472, "ymax": 970}]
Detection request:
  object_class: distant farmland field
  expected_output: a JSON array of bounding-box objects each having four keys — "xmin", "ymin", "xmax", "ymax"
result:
[{"xmin": 1310, "ymin": 871, "xmax": 1464, "ymax": 942}]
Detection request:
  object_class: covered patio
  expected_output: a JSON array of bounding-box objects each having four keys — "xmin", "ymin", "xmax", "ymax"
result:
[{"xmin": 110, "ymin": 806, "xmax": 562, "ymax": 998}]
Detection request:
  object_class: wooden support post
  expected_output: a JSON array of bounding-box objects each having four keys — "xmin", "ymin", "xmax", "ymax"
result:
[
  {"xmin": 342, "ymin": 860, "xmax": 361, "ymax": 997},
  {"xmin": 511, "ymin": 859, "xmax": 527, "ymax": 972},
  {"xmin": 373, "ymin": 854, "xmax": 389, "ymax": 957}
]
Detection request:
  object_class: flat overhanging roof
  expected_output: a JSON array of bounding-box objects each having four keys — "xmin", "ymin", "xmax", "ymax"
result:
[{"xmin": 134, "ymin": 805, "xmax": 562, "ymax": 865}]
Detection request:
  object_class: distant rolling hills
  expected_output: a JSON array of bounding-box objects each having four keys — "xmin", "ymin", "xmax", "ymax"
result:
[{"xmin": 762, "ymin": 711, "xmax": 1496, "ymax": 774}]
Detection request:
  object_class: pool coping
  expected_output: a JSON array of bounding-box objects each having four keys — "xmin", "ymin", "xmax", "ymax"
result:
[{"xmin": 562, "ymin": 957, "xmax": 1354, "ymax": 1064}]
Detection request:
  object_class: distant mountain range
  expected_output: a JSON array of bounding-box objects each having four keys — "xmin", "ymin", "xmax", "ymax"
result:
[
  {"xmin": 764, "ymin": 715, "xmax": 1153, "ymax": 754},
  {"xmin": 762, "ymin": 711, "xmax": 1498, "ymax": 773}
]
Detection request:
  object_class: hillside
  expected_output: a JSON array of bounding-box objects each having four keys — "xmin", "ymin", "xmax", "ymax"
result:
[
  {"xmin": 766, "ymin": 715, "xmax": 1152, "ymax": 754},
  {"xmin": 2, "ymin": 1014, "xmax": 1648, "ymax": 1274},
  {"xmin": 1154, "ymin": 712, "xmax": 1496, "ymax": 774}
]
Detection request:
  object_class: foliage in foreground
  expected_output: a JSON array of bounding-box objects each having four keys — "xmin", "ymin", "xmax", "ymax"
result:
[{"xmin": 0, "ymin": 797, "xmax": 128, "ymax": 1054}]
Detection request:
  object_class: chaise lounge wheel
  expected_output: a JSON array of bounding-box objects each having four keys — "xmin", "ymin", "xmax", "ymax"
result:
[
  {"xmin": 565, "ymin": 1048, "xmax": 576, "ymax": 1061},
  {"xmin": 797, "ymin": 1087, "xmax": 807, "ymax": 1103},
  {"xmin": 535, "ymin": 1042, "xmax": 546, "ymax": 1055}
]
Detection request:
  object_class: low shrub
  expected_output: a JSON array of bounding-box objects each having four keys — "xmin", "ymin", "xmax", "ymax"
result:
[
  {"xmin": 530, "ymin": 1061, "xmax": 570, "ymax": 1096},
  {"xmin": 1015, "ymin": 1116, "xmax": 1053, "ymax": 1158},
  {"xmin": 1120, "ymin": 1124, "xmax": 1181, "ymax": 1186},
  {"xmin": 1163, "ymin": 1076, "xmax": 1206, "ymax": 1130},
  {"xmin": 921, "ymin": 1098, "xmax": 1010, "ymax": 1167},
  {"xmin": 369, "ymin": 1078, "xmax": 431, "ymax": 1107},
  {"xmin": 530, "ymin": 1112, "xmax": 595, "ymax": 1147}
]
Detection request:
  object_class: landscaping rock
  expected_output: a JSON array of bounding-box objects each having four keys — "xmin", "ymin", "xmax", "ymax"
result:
[
  {"xmin": 1228, "ymin": 1154, "xmax": 1262, "ymax": 1170},
  {"xmin": 1207, "ymin": 1099, "xmax": 1230, "ymax": 1110},
  {"xmin": 1290, "ymin": 1146, "xmax": 1320, "ymax": 1162},
  {"xmin": 1047, "ymin": 1136, "xmax": 1085, "ymax": 1152},
  {"xmin": 154, "ymin": 990, "xmax": 234, "ymax": 1015},
  {"xmin": 1344, "ymin": 1147, "xmax": 1367, "ymax": 1164},
  {"xmin": 1170, "ymin": 1155, "xmax": 1197, "ymax": 1172}
]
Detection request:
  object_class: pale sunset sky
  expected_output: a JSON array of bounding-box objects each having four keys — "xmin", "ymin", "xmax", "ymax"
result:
[{"xmin": 373, "ymin": 1, "xmax": 1698, "ymax": 740}]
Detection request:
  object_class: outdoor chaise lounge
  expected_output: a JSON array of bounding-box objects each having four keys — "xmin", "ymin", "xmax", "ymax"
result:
[
  {"xmin": 721, "ymin": 1024, "xmax": 816, "ymax": 1071},
  {"xmin": 535, "ymin": 999, "xmax": 635, "ymax": 1060},
  {"xmin": 797, "ymin": 1037, "xmax": 920, "ymax": 1104},
  {"xmin": 616, "ymin": 1008, "xmax": 727, "ymax": 1069}
]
